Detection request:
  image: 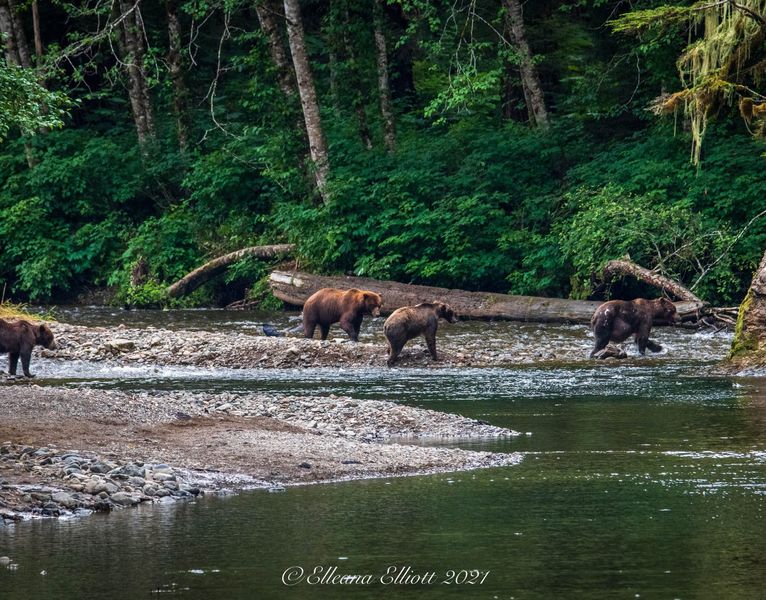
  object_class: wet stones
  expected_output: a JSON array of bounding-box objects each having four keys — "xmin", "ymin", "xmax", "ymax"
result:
[{"xmin": 0, "ymin": 443, "xmax": 201, "ymax": 520}]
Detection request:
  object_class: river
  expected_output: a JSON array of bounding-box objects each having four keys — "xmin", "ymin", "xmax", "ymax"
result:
[{"xmin": 1, "ymin": 309, "xmax": 764, "ymax": 599}]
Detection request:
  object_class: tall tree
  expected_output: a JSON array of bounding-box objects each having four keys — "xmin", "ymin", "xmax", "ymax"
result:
[
  {"xmin": 341, "ymin": 5, "xmax": 372, "ymax": 150},
  {"xmin": 30, "ymin": 0, "xmax": 42, "ymax": 59},
  {"xmin": 255, "ymin": 0, "xmax": 299, "ymax": 99},
  {"xmin": 116, "ymin": 0, "xmax": 155, "ymax": 146},
  {"xmin": 283, "ymin": 0, "xmax": 330, "ymax": 200},
  {"xmin": 373, "ymin": 0, "xmax": 396, "ymax": 152},
  {"xmin": 501, "ymin": 0, "xmax": 548, "ymax": 128},
  {"xmin": 165, "ymin": 0, "xmax": 189, "ymax": 153},
  {"xmin": 1, "ymin": 0, "xmax": 37, "ymax": 166}
]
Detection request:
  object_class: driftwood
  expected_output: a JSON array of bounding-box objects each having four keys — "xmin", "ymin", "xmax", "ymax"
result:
[
  {"xmin": 268, "ymin": 270, "xmax": 705, "ymax": 324},
  {"xmin": 166, "ymin": 244, "xmax": 294, "ymax": 298},
  {"xmin": 603, "ymin": 259, "xmax": 706, "ymax": 305}
]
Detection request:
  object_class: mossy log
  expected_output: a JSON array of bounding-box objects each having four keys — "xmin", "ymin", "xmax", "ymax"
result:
[
  {"xmin": 729, "ymin": 249, "xmax": 766, "ymax": 364},
  {"xmin": 166, "ymin": 244, "xmax": 294, "ymax": 298},
  {"xmin": 268, "ymin": 270, "xmax": 705, "ymax": 324}
]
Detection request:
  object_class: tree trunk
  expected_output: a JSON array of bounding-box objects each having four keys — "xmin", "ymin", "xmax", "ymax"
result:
[
  {"xmin": 501, "ymin": 0, "xmax": 548, "ymax": 128},
  {"xmin": 283, "ymin": 0, "xmax": 330, "ymax": 200},
  {"xmin": 118, "ymin": 0, "xmax": 155, "ymax": 146},
  {"xmin": 0, "ymin": 1, "xmax": 19, "ymax": 65},
  {"xmin": 326, "ymin": 50, "xmax": 342, "ymax": 112},
  {"xmin": 165, "ymin": 0, "xmax": 189, "ymax": 153},
  {"xmin": 1, "ymin": 0, "xmax": 36, "ymax": 166},
  {"xmin": 341, "ymin": 6, "xmax": 373, "ymax": 150},
  {"xmin": 729, "ymin": 249, "xmax": 766, "ymax": 364},
  {"xmin": 31, "ymin": 0, "xmax": 42, "ymax": 58},
  {"xmin": 602, "ymin": 259, "xmax": 706, "ymax": 305},
  {"xmin": 383, "ymin": 1, "xmax": 415, "ymax": 104},
  {"xmin": 166, "ymin": 245, "xmax": 295, "ymax": 298},
  {"xmin": 255, "ymin": 0, "xmax": 299, "ymax": 99},
  {"xmin": 374, "ymin": 1, "xmax": 396, "ymax": 152},
  {"xmin": 6, "ymin": 0, "xmax": 30, "ymax": 68},
  {"xmin": 268, "ymin": 270, "xmax": 704, "ymax": 323}
]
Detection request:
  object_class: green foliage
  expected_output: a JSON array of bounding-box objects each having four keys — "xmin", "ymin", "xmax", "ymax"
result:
[
  {"xmin": 0, "ymin": 0, "xmax": 764, "ymax": 310},
  {"xmin": 555, "ymin": 185, "xmax": 736, "ymax": 298},
  {"xmin": 0, "ymin": 60, "xmax": 71, "ymax": 140}
]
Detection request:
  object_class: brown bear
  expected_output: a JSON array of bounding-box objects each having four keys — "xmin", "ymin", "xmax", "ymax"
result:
[
  {"xmin": 302, "ymin": 288, "xmax": 383, "ymax": 341},
  {"xmin": 383, "ymin": 302, "xmax": 458, "ymax": 367},
  {"xmin": 590, "ymin": 297, "xmax": 679, "ymax": 358},
  {"xmin": 0, "ymin": 318, "xmax": 56, "ymax": 377}
]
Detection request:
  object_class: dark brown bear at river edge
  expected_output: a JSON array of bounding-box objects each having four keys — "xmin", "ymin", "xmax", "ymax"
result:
[
  {"xmin": 303, "ymin": 288, "xmax": 383, "ymax": 341},
  {"xmin": 590, "ymin": 298, "xmax": 679, "ymax": 359},
  {"xmin": 384, "ymin": 302, "xmax": 459, "ymax": 367},
  {"xmin": 0, "ymin": 319, "xmax": 56, "ymax": 377}
]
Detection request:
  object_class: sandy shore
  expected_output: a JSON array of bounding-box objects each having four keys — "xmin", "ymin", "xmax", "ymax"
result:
[{"xmin": 0, "ymin": 384, "xmax": 521, "ymax": 520}]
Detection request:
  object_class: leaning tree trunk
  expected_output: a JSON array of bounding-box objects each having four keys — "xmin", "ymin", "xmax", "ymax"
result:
[
  {"xmin": 269, "ymin": 270, "xmax": 704, "ymax": 323},
  {"xmin": 729, "ymin": 249, "xmax": 766, "ymax": 364},
  {"xmin": 283, "ymin": 0, "xmax": 330, "ymax": 201},
  {"xmin": 374, "ymin": 0, "xmax": 396, "ymax": 152},
  {"xmin": 166, "ymin": 245, "xmax": 295, "ymax": 298},
  {"xmin": 501, "ymin": 0, "xmax": 548, "ymax": 128},
  {"xmin": 602, "ymin": 259, "xmax": 706, "ymax": 305},
  {"xmin": 165, "ymin": 0, "xmax": 190, "ymax": 153}
]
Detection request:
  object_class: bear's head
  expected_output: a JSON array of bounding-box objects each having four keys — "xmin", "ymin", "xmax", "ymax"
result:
[
  {"xmin": 36, "ymin": 323, "xmax": 56, "ymax": 349},
  {"xmin": 362, "ymin": 291, "xmax": 382, "ymax": 317},
  {"xmin": 434, "ymin": 302, "xmax": 459, "ymax": 323},
  {"xmin": 653, "ymin": 298, "xmax": 680, "ymax": 324}
]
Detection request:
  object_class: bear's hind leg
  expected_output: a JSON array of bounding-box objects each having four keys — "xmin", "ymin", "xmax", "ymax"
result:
[
  {"xmin": 20, "ymin": 351, "xmax": 33, "ymax": 377},
  {"xmin": 424, "ymin": 329, "xmax": 438, "ymax": 361},
  {"xmin": 8, "ymin": 353, "xmax": 18, "ymax": 375},
  {"xmin": 303, "ymin": 319, "xmax": 317, "ymax": 339}
]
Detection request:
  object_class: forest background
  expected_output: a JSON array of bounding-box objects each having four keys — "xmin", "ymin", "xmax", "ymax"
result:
[{"xmin": 1, "ymin": 0, "xmax": 765, "ymax": 309}]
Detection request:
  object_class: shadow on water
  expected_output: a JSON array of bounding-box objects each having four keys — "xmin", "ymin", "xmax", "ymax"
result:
[{"xmin": 2, "ymin": 310, "xmax": 765, "ymax": 599}]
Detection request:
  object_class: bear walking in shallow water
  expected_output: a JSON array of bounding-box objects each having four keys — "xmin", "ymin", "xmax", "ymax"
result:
[
  {"xmin": 590, "ymin": 297, "xmax": 679, "ymax": 358},
  {"xmin": 0, "ymin": 319, "xmax": 56, "ymax": 377},
  {"xmin": 384, "ymin": 302, "xmax": 458, "ymax": 367},
  {"xmin": 302, "ymin": 288, "xmax": 383, "ymax": 341}
]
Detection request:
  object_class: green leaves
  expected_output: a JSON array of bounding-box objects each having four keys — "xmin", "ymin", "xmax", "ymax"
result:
[{"xmin": 0, "ymin": 60, "xmax": 71, "ymax": 140}]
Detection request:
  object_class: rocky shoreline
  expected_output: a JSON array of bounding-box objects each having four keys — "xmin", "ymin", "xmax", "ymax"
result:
[
  {"xmin": 42, "ymin": 321, "xmax": 570, "ymax": 369},
  {"xmin": 0, "ymin": 386, "xmax": 521, "ymax": 521}
]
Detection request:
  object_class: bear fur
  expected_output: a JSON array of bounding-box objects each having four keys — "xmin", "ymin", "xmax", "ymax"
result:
[
  {"xmin": 590, "ymin": 297, "xmax": 679, "ymax": 358},
  {"xmin": 0, "ymin": 319, "xmax": 56, "ymax": 377},
  {"xmin": 302, "ymin": 288, "xmax": 383, "ymax": 341},
  {"xmin": 383, "ymin": 302, "xmax": 458, "ymax": 367}
]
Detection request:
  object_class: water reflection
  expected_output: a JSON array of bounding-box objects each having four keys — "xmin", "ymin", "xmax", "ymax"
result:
[{"xmin": 1, "ymin": 311, "xmax": 763, "ymax": 599}]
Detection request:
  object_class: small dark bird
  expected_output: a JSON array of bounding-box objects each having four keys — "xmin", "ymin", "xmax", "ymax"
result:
[{"xmin": 262, "ymin": 323, "xmax": 283, "ymax": 337}]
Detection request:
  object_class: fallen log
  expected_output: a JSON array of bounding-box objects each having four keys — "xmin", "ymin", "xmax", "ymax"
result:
[
  {"xmin": 268, "ymin": 270, "xmax": 705, "ymax": 324},
  {"xmin": 602, "ymin": 259, "xmax": 706, "ymax": 305},
  {"xmin": 167, "ymin": 244, "xmax": 294, "ymax": 298}
]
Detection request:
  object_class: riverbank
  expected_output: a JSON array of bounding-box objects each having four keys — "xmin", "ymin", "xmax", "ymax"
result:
[
  {"xmin": 0, "ymin": 386, "xmax": 521, "ymax": 520},
  {"xmin": 42, "ymin": 321, "xmax": 595, "ymax": 369}
]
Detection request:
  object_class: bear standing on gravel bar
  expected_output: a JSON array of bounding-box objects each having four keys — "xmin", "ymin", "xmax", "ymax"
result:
[
  {"xmin": 302, "ymin": 288, "xmax": 383, "ymax": 341},
  {"xmin": 590, "ymin": 297, "xmax": 679, "ymax": 358},
  {"xmin": 384, "ymin": 302, "xmax": 458, "ymax": 367},
  {"xmin": 0, "ymin": 319, "xmax": 56, "ymax": 377}
]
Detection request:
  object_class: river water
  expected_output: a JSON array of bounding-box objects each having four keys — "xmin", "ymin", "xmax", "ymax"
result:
[{"xmin": 1, "ymin": 309, "xmax": 765, "ymax": 599}]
